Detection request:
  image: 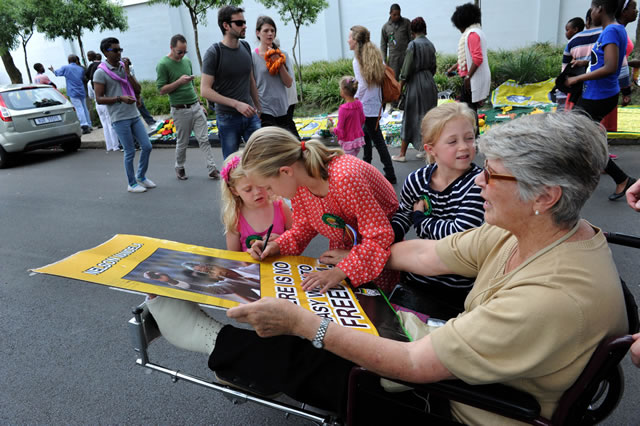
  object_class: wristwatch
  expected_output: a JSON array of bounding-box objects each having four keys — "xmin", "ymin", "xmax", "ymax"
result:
[{"xmin": 311, "ymin": 318, "xmax": 331, "ymax": 349}]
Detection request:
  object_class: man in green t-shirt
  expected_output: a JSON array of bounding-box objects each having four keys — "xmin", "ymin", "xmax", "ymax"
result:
[{"xmin": 156, "ymin": 34, "xmax": 219, "ymax": 180}]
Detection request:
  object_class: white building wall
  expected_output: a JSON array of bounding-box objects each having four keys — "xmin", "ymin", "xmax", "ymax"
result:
[{"xmin": 2, "ymin": 0, "xmax": 638, "ymax": 87}]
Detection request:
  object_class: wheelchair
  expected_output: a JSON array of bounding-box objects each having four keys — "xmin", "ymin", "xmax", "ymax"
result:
[{"xmin": 128, "ymin": 232, "xmax": 639, "ymax": 425}]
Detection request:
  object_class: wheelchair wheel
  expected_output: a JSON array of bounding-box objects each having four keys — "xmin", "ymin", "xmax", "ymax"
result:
[{"xmin": 581, "ymin": 365, "xmax": 624, "ymax": 425}]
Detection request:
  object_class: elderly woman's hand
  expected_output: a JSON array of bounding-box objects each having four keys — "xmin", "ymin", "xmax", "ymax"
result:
[
  {"xmin": 227, "ymin": 298, "xmax": 303, "ymax": 337},
  {"xmin": 631, "ymin": 333, "xmax": 640, "ymax": 368},
  {"xmin": 626, "ymin": 178, "xmax": 640, "ymax": 212},
  {"xmin": 301, "ymin": 267, "xmax": 348, "ymax": 294}
]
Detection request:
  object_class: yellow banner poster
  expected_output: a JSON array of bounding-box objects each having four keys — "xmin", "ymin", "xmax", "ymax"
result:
[{"xmin": 32, "ymin": 235, "xmax": 406, "ymax": 338}]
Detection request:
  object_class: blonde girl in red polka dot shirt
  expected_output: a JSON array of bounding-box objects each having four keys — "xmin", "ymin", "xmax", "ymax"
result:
[{"xmin": 242, "ymin": 127, "xmax": 399, "ymax": 293}]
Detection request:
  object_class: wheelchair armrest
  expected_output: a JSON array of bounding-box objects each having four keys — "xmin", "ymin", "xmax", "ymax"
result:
[
  {"xmin": 128, "ymin": 303, "xmax": 161, "ymax": 363},
  {"xmin": 350, "ymin": 367, "xmax": 542, "ymax": 423},
  {"xmin": 408, "ymin": 379, "xmax": 542, "ymax": 421}
]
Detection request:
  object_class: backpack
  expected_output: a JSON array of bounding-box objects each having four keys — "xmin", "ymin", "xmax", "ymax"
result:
[{"xmin": 381, "ymin": 65, "xmax": 401, "ymax": 103}]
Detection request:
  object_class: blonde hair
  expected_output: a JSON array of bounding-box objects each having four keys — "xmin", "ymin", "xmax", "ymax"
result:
[
  {"xmin": 350, "ymin": 25, "xmax": 385, "ymax": 86},
  {"xmin": 220, "ymin": 151, "xmax": 247, "ymax": 234},
  {"xmin": 242, "ymin": 127, "xmax": 344, "ymax": 181},
  {"xmin": 340, "ymin": 76, "xmax": 358, "ymax": 97},
  {"xmin": 420, "ymin": 102, "xmax": 477, "ymax": 164}
]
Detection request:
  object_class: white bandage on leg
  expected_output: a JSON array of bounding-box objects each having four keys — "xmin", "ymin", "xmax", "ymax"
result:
[{"xmin": 146, "ymin": 297, "xmax": 221, "ymax": 355}]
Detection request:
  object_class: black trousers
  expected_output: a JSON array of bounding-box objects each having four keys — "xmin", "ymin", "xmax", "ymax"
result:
[
  {"xmin": 362, "ymin": 116, "xmax": 396, "ymax": 180},
  {"xmin": 209, "ymin": 325, "xmax": 454, "ymax": 423},
  {"xmin": 261, "ymin": 112, "xmax": 301, "ymax": 140},
  {"xmin": 576, "ymin": 94, "xmax": 629, "ymax": 185}
]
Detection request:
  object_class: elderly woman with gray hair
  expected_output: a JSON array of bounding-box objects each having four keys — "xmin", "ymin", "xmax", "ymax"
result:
[{"xmin": 146, "ymin": 112, "xmax": 627, "ymax": 424}]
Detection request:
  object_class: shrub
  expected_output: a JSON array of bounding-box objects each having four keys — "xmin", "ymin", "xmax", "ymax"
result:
[{"xmin": 134, "ymin": 42, "xmax": 568, "ymax": 116}]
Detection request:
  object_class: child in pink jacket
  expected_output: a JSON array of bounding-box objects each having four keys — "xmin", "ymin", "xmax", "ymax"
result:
[{"xmin": 330, "ymin": 76, "xmax": 366, "ymax": 156}]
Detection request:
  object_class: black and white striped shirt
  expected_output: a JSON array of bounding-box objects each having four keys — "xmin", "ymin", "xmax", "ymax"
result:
[{"xmin": 391, "ymin": 163, "xmax": 485, "ymax": 290}]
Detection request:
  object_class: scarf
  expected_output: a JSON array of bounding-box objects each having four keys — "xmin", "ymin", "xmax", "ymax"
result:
[
  {"xmin": 457, "ymin": 24, "xmax": 482, "ymax": 73},
  {"xmin": 98, "ymin": 62, "xmax": 136, "ymax": 100}
]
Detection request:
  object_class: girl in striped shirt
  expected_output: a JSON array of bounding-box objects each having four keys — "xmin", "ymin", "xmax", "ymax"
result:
[{"xmin": 391, "ymin": 102, "xmax": 485, "ymax": 318}]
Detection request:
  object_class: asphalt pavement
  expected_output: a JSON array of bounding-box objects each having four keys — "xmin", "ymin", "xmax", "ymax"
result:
[{"xmin": 1, "ymin": 144, "xmax": 639, "ymax": 424}]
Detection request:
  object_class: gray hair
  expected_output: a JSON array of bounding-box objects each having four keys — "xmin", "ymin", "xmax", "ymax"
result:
[{"xmin": 477, "ymin": 111, "xmax": 608, "ymax": 228}]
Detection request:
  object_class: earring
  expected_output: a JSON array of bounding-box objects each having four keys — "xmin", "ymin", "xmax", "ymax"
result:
[{"xmin": 535, "ymin": 210, "xmax": 540, "ymax": 216}]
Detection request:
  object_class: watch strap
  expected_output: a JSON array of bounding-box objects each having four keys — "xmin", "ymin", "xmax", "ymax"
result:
[{"xmin": 312, "ymin": 318, "xmax": 331, "ymax": 349}]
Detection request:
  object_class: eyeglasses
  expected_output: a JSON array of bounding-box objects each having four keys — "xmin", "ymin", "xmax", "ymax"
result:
[
  {"xmin": 176, "ymin": 50, "xmax": 188, "ymax": 55},
  {"xmin": 107, "ymin": 48, "xmax": 124, "ymax": 53},
  {"xmin": 483, "ymin": 160, "xmax": 517, "ymax": 183},
  {"xmin": 229, "ymin": 19, "xmax": 247, "ymax": 27}
]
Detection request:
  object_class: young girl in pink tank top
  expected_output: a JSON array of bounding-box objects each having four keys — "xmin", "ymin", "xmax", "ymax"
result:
[{"xmin": 221, "ymin": 151, "xmax": 293, "ymax": 252}]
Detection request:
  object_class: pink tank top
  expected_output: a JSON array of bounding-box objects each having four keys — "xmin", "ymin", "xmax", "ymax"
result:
[{"xmin": 238, "ymin": 199, "xmax": 286, "ymax": 252}]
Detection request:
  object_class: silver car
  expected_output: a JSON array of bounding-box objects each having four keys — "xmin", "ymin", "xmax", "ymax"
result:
[{"xmin": 0, "ymin": 84, "xmax": 82, "ymax": 168}]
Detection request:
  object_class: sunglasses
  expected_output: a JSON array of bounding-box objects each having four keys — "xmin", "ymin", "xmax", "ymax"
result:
[
  {"xmin": 107, "ymin": 48, "xmax": 124, "ymax": 53},
  {"xmin": 483, "ymin": 160, "xmax": 517, "ymax": 183},
  {"xmin": 229, "ymin": 19, "xmax": 247, "ymax": 27},
  {"xmin": 176, "ymin": 50, "xmax": 188, "ymax": 55}
]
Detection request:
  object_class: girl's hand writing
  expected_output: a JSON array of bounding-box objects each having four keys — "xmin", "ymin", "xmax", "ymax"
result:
[{"xmin": 248, "ymin": 239, "xmax": 280, "ymax": 260}]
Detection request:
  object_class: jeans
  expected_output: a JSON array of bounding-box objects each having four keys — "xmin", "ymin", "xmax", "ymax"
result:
[
  {"xmin": 172, "ymin": 103, "xmax": 217, "ymax": 172},
  {"xmin": 137, "ymin": 97, "xmax": 156, "ymax": 126},
  {"xmin": 70, "ymin": 96, "xmax": 91, "ymax": 127},
  {"xmin": 216, "ymin": 113, "xmax": 261, "ymax": 159},
  {"xmin": 112, "ymin": 117, "xmax": 152, "ymax": 186}
]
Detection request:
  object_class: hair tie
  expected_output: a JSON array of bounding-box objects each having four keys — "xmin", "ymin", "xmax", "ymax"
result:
[
  {"xmin": 301, "ymin": 141, "xmax": 306, "ymax": 152},
  {"xmin": 623, "ymin": 0, "xmax": 631, "ymax": 11},
  {"xmin": 221, "ymin": 155, "xmax": 240, "ymax": 182}
]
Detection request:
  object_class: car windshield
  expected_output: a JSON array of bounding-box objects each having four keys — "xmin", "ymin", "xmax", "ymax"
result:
[{"xmin": 1, "ymin": 87, "xmax": 67, "ymax": 110}]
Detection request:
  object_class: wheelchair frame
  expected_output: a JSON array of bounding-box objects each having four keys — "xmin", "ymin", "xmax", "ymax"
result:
[{"xmin": 127, "ymin": 232, "xmax": 639, "ymax": 425}]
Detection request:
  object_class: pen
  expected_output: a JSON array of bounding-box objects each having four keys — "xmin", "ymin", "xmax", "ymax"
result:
[{"xmin": 262, "ymin": 224, "xmax": 274, "ymax": 258}]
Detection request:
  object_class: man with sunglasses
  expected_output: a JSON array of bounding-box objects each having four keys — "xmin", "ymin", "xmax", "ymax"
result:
[
  {"xmin": 157, "ymin": 34, "xmax": 220, "ymax": 180},
  {"xmin": 94, "ymin": 37, "xmax": 155, "ymax": 193},
  {"xmin": 201, "ymin": 5, "xmax": 262, "ymax": 159}
]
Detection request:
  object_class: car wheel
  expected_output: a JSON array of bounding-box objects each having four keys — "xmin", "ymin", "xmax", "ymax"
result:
[
  {"xmin": 62, "ymin": 136, "xmax": 81, "ymax": 153},
  {"xmin": 0, "ymin": 145, "xmax": 11, "ymax": 169}
]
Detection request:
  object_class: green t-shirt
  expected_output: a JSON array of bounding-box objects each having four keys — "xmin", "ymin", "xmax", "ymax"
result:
[{"xmin": 155, "ymin": 55, "xmax": 198, "ymax": 106}]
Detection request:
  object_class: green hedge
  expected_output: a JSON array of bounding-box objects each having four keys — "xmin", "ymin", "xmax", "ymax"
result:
[{"xmin": 90, "ymin": 43, "xmax": 640, "ymax": 117}]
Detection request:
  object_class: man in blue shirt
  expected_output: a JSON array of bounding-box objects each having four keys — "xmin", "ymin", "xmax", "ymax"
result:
[{"xmin": 49, "ymin": 55, "xmax": 92, "ymax": 134}]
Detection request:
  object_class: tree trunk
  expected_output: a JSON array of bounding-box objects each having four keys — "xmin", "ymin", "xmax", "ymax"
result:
[
  {"xmin": 22, "ymin": 41, "xmax": 32, "ymax": 83},
  {"xmin": 188, "ymin": 8, "xmax": 203, "ymax": 70},
  {"xmin": 292, "ymin": 27, "xmax": 303, "ymax": 102},
  {"xmin": 77, "ymin": 34, "xmax": 87, "ymax": 67},
  {"xmin": 2, "ymin": 51, "xmax": 23, "ymax": 84}
]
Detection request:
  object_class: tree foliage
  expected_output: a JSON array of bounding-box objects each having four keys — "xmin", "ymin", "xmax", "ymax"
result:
[
  {"xmin": 0, "ymin": 0, "xmax": 21, "ymax": 83},
  {"xmin": 37, "ymin": 0, "xmax": 128, "ymax": 67},
  {"xmin": 257, "ymin": 0, "xmax": 329, "ymax": 101},
  {"xmin": 148, "ymin": 0, "xmax": 242, "ymax": 69},
  {"xmin": 13, "ymin": 0, "xmax": 41, "ymax": 83}
]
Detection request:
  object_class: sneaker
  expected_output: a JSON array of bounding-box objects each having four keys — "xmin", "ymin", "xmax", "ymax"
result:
[
  {"xmin": 209, "ymin": 167, "xmax": 220, "ymax": 180},
  {"xmin": 127, "ymin": 184, "xmax": 147, "ymax": 193},
  {"xmin": 415, "ymin": 151, "xmax": 426, "ymax": 159},
  {"xmin": 81, "ymin": 125, "xmax": 91, "ymax": 135},
  {"xmin": 137, "ymin": 178, "xmax": 156, "ymax": 188},
  {"xmin": 175, "ymin": 167, "xmax": 188, "ymax": 180},
  {"xmin": 391, "ymin": 155, "xmax": 406, "ymax": 163}
]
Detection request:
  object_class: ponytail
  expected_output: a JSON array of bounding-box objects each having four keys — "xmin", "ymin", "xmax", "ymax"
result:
[{"xmin": 242, "ymin": 127, "xmax": 343, "ymax": 180}]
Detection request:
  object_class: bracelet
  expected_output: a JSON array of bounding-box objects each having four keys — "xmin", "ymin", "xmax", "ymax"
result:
[{"xmin": 116, "ymin": 96, "xmax": 121, "ymax": 103}]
